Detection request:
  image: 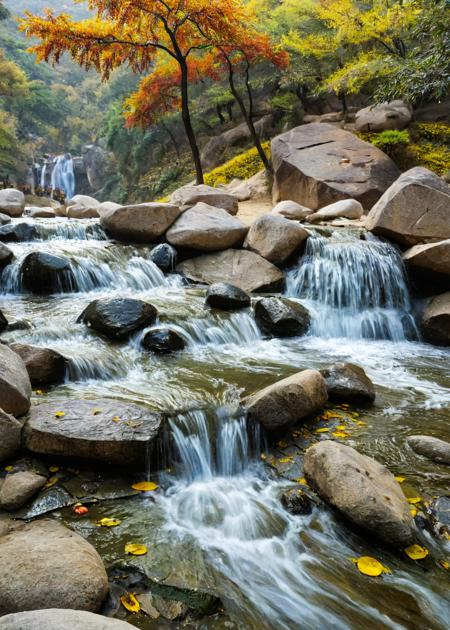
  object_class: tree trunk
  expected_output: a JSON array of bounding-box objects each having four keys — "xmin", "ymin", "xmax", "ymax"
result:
[
  {"xmin": 179, "ymin": 58, "xmax": 204, "ymax": 184},
  {"xmin": 216, "ymin": 104, "xmax": 225, "ymax": 124}
]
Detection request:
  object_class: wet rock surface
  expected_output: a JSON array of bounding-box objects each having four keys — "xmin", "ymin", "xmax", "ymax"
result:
[
  {"xmin": 149, "ymin": 242, "xmax": 178, "ymax": 271},
  {"xmin": 10, "ymin": 343, "xmax": 67, "ymax": 385},
  {"xmin": 320, "ymin": 362, "xmax": 376, "ymax": 403},
  {"xmin": 141, "ymin": 327, "xmax": 186, "ymax": 353},
  {"xmin": 254, "ymin": 297, "xmax": 311, "ymax": 338},
  {"xmin": 80, "ymin": 298, "xmax": 157, "ymax": 340},
  {"xmin": 280, "ymin": 486, "xmax": 313, "ymax": 515},
  {"xmin": 0, "ymin": 309, "xmax": 7, "ymax": 333},
  {"xmin": 205, "ymin": 282, "xmax": 251, "ymax": 311},
  {"xmin": 0, "ymin": 223, "xmax": 38, "ymax": 243},
  {"xmin": 407, "ymin": 435, "xmax": 450, "ymax": 465},
  {"xmin": 21, "ymin": 251, "xmax": 74, "ymax": 294}
]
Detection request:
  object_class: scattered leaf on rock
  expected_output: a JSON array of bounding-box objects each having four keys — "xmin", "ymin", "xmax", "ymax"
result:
[
  {"xmin": 125, "ymin": 542, "xmax": 148, "ymax": 556},
  {"xmin": 112, "ymin": 416, "xmax": 121, "ymax": 423},
  {"xmin": 355, "ymin": 556, "xmax": 390, "ymax": 577},
  {"xmin": 410, "ymin": 508, "xmax": 418, "ymax": 517},
  {"xmin": 54, "ymin": 411, "xmax": 65, "ymax": 418},
  {"xmin": 296, "ymin": 477, "xmax": 307, "ymax": 485},
  {"xmin": 407, "ymin": 497, "xmax": 422, "ymax": 505},
  {"xmin": 439, "ymin": 560, "xmax": 449, "ymax": 570},
  {"xmin": 49, "ymin": 466, "xmax": 60, "ymax": 473},
  {"xmin": 132, "ymin": 481, "xmax": 158, "ymax": 492},
  {"xmin": 121, "ymin": 592, "xmax": 141, "ymax": 613},
  {"xmin": 315, "ymin": 428, "xmax": 330, "ymax": 433},
  {"xmin": 279, "ymin": 457, "xmax": 293, "ymax": 463},
  {"xmin": 96, "ymin": 517, "xmax": 121, "ymax": 527},
  {"xmin": 44, "ymin": 476, "xmax": 59, "ymax": 489},
  {"xmin": 404, "ymin": 545, "xmax": 429, "ymax": 560},
  {"xmin": 394, "ymin": 476, "xmax": 405, "ymax": 483},
  {"xmin": 4, "ymin": 465, "xmax": 13, "ymax": 472}
]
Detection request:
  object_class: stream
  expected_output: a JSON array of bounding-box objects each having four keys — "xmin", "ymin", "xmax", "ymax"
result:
[{"xmin": 1, "ymin": 217, "xmax": 449, "ymax": 629}]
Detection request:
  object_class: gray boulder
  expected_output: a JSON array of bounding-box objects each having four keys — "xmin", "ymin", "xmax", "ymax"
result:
[
  {"xmin": 205, "ymin": 282, "xmax": 251, "ymax": 310},
  {"xmin": 304, "ymin": 441, "xmax": 415, "ymax": 547},
  {"xmin": 66, "ymin": 194, "xmax": 100, "ymax": 219},
  {"xmin": 24, "ymin": 399, "xmax": 163, "ymax": 467},
  {"xmin": 170, "ymin": 184, "xmax": 239, "ymax": 215},
  {"xmin": 421, "ymin": 292, "xmax": 450, "ymax": 346},
  {"xmin": 0, "ymin": 409, "xmax": 22, "ymax": 462},
  {"xmin": 100, "ymin": 202, "xmax": 180, "ymax": 243},
  {"xmin": 355, "ymin": 101, "xmax": 412, "ymax": 132},
  {"xmin": 407, "ymin": 435, "xmax": 450, "ymax": 466},
  {"xmin": 177, "ymin": 249, "xmax": 283, "ymax": 293},
  {"xmin": 0, "ymin": 223, "xmax": 38, "ymax": 243},
  {"xmin": 28, "ymin": 207, "xmax": 56, "ymax": 218},
  {"xmin": 306, "ymin": 199, "xmax": 364, "ymax": 223},
  {"xmin": 271, "ymin": 200, "xmax": 314, "ymax": 220},
  {"xmin": 10, "ymin": 343, "xmax": 67, "ymax": 385},
  {"xmin": 0, "ymin": 189, "xmax": 25, "ymax": 217},
  {"xmin": 272, "ymin": 123, "xmax": 400, "ymax": 211},
  {"xmin": 166, "ymin": 203, "xmax": 247, "ymax": 251},
  {"xmin": 366, "ymin": 167, "xmax": 450, "ymax": 247},
  {"xmin": 0, "ymin": 212, "xmax": 11, "ymax": 225},
  {"xmin": 0, "ymin": 344, "xmax": 31, "ymax": 417},
  {"xmin": 244, "ymin": 214, "xmax": 308, "ymax": 265},
  {"xmin": 0, "ymin": 519, "xmax": 108, "ymax": 615},
  {"xmin": 80, "ymin": 298, "xmax": 157, "ymax": 340},
  {"xmin": 0, "ymin": 610, "xmax": 136, "ymax": 630},
  {"xmin": 254, "ymin": 297, "xmax": 310, "ymax": 337},
  {"xmin": 21, "ymin": 251, "xmax": 74, "ymax": 294},
  {"xmin": 223, "ymin": 170, "xmax": 269, "ymax": 202},
  {"xmin": 0, "ymin": 471, "xmax": 47, "ymax": 511},
  {"xmin": 243, "ymin": 369, "xmax": 327, "ymax": 432},
  {"xmin": 320, "ymin": 362, "xmax": 376, "ymax": 403}
]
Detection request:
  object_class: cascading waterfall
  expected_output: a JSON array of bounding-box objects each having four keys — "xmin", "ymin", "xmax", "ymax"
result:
[
  {"xmin": 173, "ymin": 310, "xmax": 262, "ymax": 347},
  {"xmin": 51, "ymin": 154, "xmax": 75, "ymax": 199},
  {"xmin": 286, "ymin": 231, "xmax": 418, "ymax": 341}
]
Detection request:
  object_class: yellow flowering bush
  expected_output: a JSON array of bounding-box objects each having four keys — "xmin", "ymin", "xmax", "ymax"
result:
[{"xmin": 204, "ymin": 143, "xmax": 270, "ymax": 187}]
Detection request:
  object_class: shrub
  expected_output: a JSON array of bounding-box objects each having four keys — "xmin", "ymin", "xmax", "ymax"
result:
[
  {"xmin": 406, "ymin": 142, "xmax": 450, "ymax": 177},
  {"xmin": 204, "ymin": 142, "xmax": 270, "ymax": 187},
  {"xmin": 368, "ymin": 129, "xmax": 411, "ymax": 156},
  {"xmin": 415, "ymin": 122, "xmax": 450, "ymax": 143}
]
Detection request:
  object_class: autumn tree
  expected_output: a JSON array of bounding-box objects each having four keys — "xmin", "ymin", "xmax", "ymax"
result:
[{"xmin": 21, "ymin": 0, "xmax": 253, "ymax": 184}]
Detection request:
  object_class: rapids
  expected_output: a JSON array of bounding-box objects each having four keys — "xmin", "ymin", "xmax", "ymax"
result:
[{"xmin": 1, "ymin": 217, "xmax": 449, "ymax": 629}]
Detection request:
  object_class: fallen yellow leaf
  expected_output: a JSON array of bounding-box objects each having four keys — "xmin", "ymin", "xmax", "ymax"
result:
[
  {"xmin": 394, "ymin": 476, "xmax": 406, "ymax": 483},
  {"xmin": 120, "ymin": 592, "xmax": 140, "ymax": 613},
  {"xmin": 125, "ymin": 542, "xmax": 148, "ymax": 556},
  {"xmin": 336, "ymin": 425, "xmax": 347, "ymax": 430},
  {"xmin": 112, "ymin": 416, "xmax": 121, "ymax": 423},
  {"xmin": 44, "ymin": 476, "xmax": 58, "ymax": 489},
  {"xmin": 34, "ymin": 389, "xmax": 44, "ymax": 396},
  {"xmin": 296, "ymin": 477, "xmax": 307, "ymax": 485},
  {"xmin": 279, "ymin": 457, "xmax": 293, "ymax": 463},
  {"xmin": 132, "ymin": 481, "xmax": 158, "ymax": 492},
  {"xmin": 410, "ymin": 508, "xmax": 418, "ymax": 517},
  {"xmin": 315, "ymin": 428, "xmax": 330, "ymax": 433},
  {"xmin": 439, "ymin": 560, "xmax": 449, "ymax": 570},
  {"xmin": 404, "ymin": 545, "xmax": 429, "ymax": 560},
  {"xmin": 407, "ymin": 497, "xmax": 422, "ymax": 505},
  {"xmin": 92, "ymin": 408, "xmax": 102, "ymax": 415},
  {"xmin": 4, "ymin": 465, "xmax": 13, "ymax": 472},
  {"xmin": 49, "ymin": 466, "xmax": 60, "ymax": 473},
  {"xmin": 96, "ymin": 517, "xmax": 121, "ymax": 527},
  {"xmin": 54, "ymin": 411, "xmax": 65, "ymax": 418},
  {"xmin": 332, "ymin": 431, "xmax": 350, "ymax": 439},
  {"xmin": 355, "ymin": 556, "xmax": 390, "ymax": 577}
]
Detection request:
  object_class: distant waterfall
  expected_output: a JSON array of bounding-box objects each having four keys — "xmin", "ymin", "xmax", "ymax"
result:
[
  {"xmin": 286, "ymin": 232, "xmax": 419, "ymax": 341},
  {"xmin": 50, "ymin": 154, "xmax": 75, "ymax": 199}
]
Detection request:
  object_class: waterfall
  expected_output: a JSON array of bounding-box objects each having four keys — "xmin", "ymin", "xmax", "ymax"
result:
[
  {"xmin": 174, "ymin": 311, "xmax": 262, "ymax": 347},
  {"xmin": 50, "ymin": 154, "xmax": 75, "ymax": 200},
  {"xmin": 40, "ymin": 163, "xmax": 47, "ymax": 188},
  {"xmin": 286, "ymin": 232, "xmax": 419, "ymax": 341}
]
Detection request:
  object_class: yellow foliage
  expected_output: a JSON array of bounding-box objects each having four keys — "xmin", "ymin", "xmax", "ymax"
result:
[
  {"xmin": 204, "ymin": 143, "xmax": 270, "ymax": 187},
  {"xmin": 353, "ymin": 556, "xmax": 391, "ymax": 577},
  {"xmin": 404, "ymin": 544, "xmax": 429, "ymax": 560},
  {"xmin": 407, "ymin": 143, "xmax": 450, "ymax": 177},
  {"xmin": 120, "ymin": 592, "xmax": 141, "ymax": 613},
  {"xmin": 125, "ymin": 543, "xmax": 148, "ymax": 556},
  {"xmin": 131, "ymin": 481, "xmax": 158, "ymax": 492}
]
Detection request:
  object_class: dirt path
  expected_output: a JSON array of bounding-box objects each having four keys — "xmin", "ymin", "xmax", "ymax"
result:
[{"xmin": 237, "ymin": 196, "xmax": 273, "ymax": 226}]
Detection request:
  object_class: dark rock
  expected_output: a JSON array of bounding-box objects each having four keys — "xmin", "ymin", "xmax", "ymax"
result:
[
  {"xmin": 320, "ymin": 362, "xmax": 376, "ymax": 403},
  {"xmin": 9, "ymin": 343, "xmax": 67, "ymax": 385},
  {"xmin": 421, "ymin": 292, "xmax": 450, "ymax": 346},
  {"xmin": 21, "ymin": 252, "xmax": 74, "ymax": 294},
  {"xmin": 205, "ymin": 282, "xmax": 251, "ymax": 311},
  {"xmin": 150, "ymin": 243, "xmax": 178, "ymax": 272},
  {"xmin": 23, "ymin": 398, "xmax": 163, "ymax": 467},
  {"xmin": 0, "ymin": 223, "xmax": 38, "ymax": 243},
  {"xmin": 80, "ymin": 298, "xmax": 157, "ymax": 340},
  {"xmin": 142, "ymin": 328, "xmax": 186, "ymax": 354},
  {"xmin": 0, "ymin": 310, "xmax": 7, "ymax": 333},
  {"xmin": 0, "ymin": 243, "xmax": 13, "ymax": 269},
  {"xmin": 407, "ymin": 435, "xmax": 450, "ymax": 465},
  {"xmin": 0, "ymin": 212, "xmax": 11, "ymax": 226},
  {"xmin": 281, "ymin": 487, "xmax": 312, "ymax": 515},
  {"xmin": 254, "ymin": 297, "xmax": 311, "ymax": 337}
]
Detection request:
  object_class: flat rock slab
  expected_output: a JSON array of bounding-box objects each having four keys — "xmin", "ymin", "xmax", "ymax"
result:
[
  {"xmin": 177, "ymin": 249, "xmax": 284, "ymax": 293},
  {"xmin": 0, "ymin": 519, "xmax": 108, "ymax": 615},
  {"xmin": 24, "ymin": 399, "xmax": 163, "ymax": 467},
  {"xmin": 0, "ymin": 609, "xmax": 136, "ymax": 630},
  {"xmin": 271, "ymin": 123, "xmax": 400, "ymax": 211}
]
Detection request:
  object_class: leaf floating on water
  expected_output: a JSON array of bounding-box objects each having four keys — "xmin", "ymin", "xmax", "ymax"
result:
[
  {"xmin": 54, "ymin": 411, "xmax": 65, "ymax": 418},
  {"xmin": 4, "ymin": 465, "xmax": 13, "ymax": 472},
  {"xmin": 404, "ymin": 544, "xmax": 429, "ymax": 560},
  {"xmin": 132, "ymin": 481, "xmax": 158, "ymax": 492},
  {"xmin": 49, "ymin": 466, "xmax": 60, "ymax": 473},
  {"xmin": 407, "ymin": 497, "xmax": 422, "ymax": 505},
  {"xmin": 278, "ymin": 457, "xmax": 293, "ymax": 463},
  {"xmin": 125, "ymin": 542, "xmax": 148, "ymax": 556},
  {"xmin": 394, "ymin": 476, "xmax": 406, "ymax": 483},
  {"xmin": 355, "ymin": 556, "xmax": 390, "ymax": 577},
  {"xmin": 120, "ymin": 592, "xmax": 141, "ymax": 613},
  {"xmin": 296, "ymin": 477, "xmax": 307, "ymax": 485},
  {"xmin": 315, "ymin": 428, "xmax": 330, "ymax": 433},
  {"xmin": 96, "ymin": 517, "xmax": 121, "ymax": 527}
]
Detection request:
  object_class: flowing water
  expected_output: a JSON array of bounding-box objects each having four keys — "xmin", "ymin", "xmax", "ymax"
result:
[{"xmin": 1, "ymin": 219, "xmax": 449, "ymax": 629}]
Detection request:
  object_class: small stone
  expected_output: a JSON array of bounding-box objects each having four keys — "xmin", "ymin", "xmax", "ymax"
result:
[
  {"xmin": 0, "ymin": 471, "xmax": 47, "ymax": 511},
  {"xmin": 320, "ymin": 362, "xmax": 375, "ymax": 403},
  {"xmin": 205, "ymin": 283, "xmax": 251, "ymax": 311},
  {"xmin": 281, "ymin": 487, "xmax": 312, "ymax": 515},
  {"xmin": 149, "ymin": 243, "xmax": 178, "ymax": 272},
  {"xmin": 141, "ymin": 328, "xmax": 186, "ymax": 353},
  {"xmin": 254, "ymin": 297, "xmax": 310, "ymax": 337}
]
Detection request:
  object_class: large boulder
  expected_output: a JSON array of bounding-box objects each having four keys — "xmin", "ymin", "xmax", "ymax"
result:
[
  {"xmin": 0, "ymin": 243, "xmax": 12, "ymax": 269},
  {"xmin": 0, "ymin": 610, "xmax": 136, "ymax": 630},
  {"xmin": 170, "ymin": 184, "xmax": 239, "ymax": 215},
  {"xmin": 100, "ymin": 202, "xmax": 180, "ymax": 243},
  {"xmin": 271, "ymin": 200, "xmax": 314, "ymax": 220},
  {"xmin": 177, "ymin": 249, "xmax": 283, "ymax": 293},
  {"xmin": 407, "ymin": 435, "xmax": 450, "ymax": 466},
  {"xmin": 366, "ymin": 168, "xmax": 450, "ymax": 247},
  {"xmin": 355, "ymin": 101, "xmax": 412, "ymax": 133},
  {"xmin": 403, "ymin": 239, "xmax": 450, "ymax": 289},
  {"xmin": 28, "ymin": 206, "xmax": 56, "ymax": 218},
  {"xmin": 244, "ymin": 214, "xmax": 308, "ymax": 265},
  {"xmin": 320, "ymin": 362, "xmax": 376, "ymax": 403},
  {"xmin": 149, "ymin": 243, "xmax": 178, "ymax": 272},
  {"xmin": 0, "ymin": 223, "xmax": 38, "ymax": 243},
  {"xmin": 0, "ymin": 189, "xmax": 25, "ymax": 217},
  {"xmin": 306, "ymin": 199, "xmax": 364, "ymax": 224},
  {"xmin": 66, "ymin": 194, "xmax": 100, "ymax": 219},
  {"xmin": 80, "ymin": 298, "xmax": 157, "ymax": 340},
  {"xmin": 141, "ymin": 327, "xmax": 186, "ymax": 354},
  {"xmin": 271, "ymin": 123, "xmax": 400, "ymax": 211},
  {"xmin": 304, "ymin": 441, "xmax": 415, "ymax": 547},
  {"xmin": 21, "ymin": 251, "xmax": 74, "ymax": 294},
  {"xmin": 205, "ymin": 282, "xmax": 251, "ymax": 311},
  {"xmin": 242, "ymin": 369, "xmax": 327, "ymax": 432},
  {"xmin": 0, "ymin": 519, "xmax": 108, "ymax": 615},
  {"xmin": 421, "ymin": 292, "xmax": 450, "ymax": 346},
  {"xmin": 0, "ymin": 409, "xmax": 22, "ymax": 462},
  {"xmin": 0, "ymin": 471, "xmax": 47, "ymax": 511},
  {"xmin": 166, "ymin": 203, "xmax": 247, "ymax": 251},
  {"xmin": 254, "ymin": 297, "xmax": 310, "ymax": 337},
  {"xmin": 9, "ymin": 343, "xmax": 67, "ymax": 385},
  {"xmin": 23, "ymin": 399, "xmax": 163, "ymax": 467},
  {"xmin": 0, "ymin": 344, "xmax": 31, "ymax": 417}
]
